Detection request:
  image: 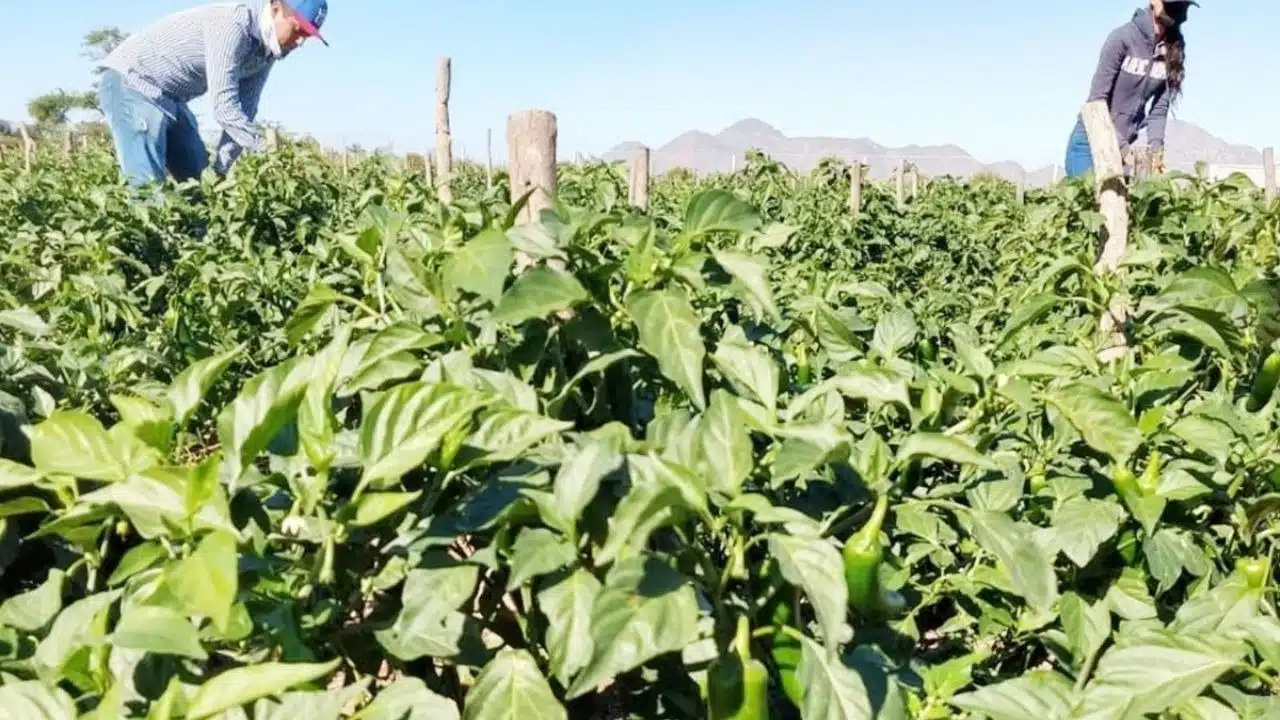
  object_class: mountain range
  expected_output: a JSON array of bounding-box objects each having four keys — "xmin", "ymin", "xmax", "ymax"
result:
[{"xmin": 601, "ymin": 118, "xmax": 1265, "ymax": 186}]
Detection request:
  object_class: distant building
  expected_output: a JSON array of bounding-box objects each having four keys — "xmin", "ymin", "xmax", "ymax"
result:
[{"xmin": 1206, "ymin": 163, "xmax": 1273, "ymax": 185}]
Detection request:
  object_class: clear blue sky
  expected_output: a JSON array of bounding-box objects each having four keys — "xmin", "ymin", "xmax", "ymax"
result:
[{"xmin": 1, "ymin": 1, "xmax": 1271, "ymax": 168}]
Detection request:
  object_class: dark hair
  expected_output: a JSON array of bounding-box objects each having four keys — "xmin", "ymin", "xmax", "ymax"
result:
[
  {"xmin": 1163, "ymin": 24, "xmax": 1186, "ymax": 100},
  {"xmin": 1155, "ymin": 3, "xmax": 1188, "ymax": 100}
]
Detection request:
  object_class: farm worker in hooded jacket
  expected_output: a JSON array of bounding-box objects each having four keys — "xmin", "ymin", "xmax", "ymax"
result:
[
  {"xmin": 1063, "ymin": 0, "xmax": 1194, "ymax": 178},
  {"xmin": 97, "ymin": 0, "xmax": 328, "ymax": 188}
]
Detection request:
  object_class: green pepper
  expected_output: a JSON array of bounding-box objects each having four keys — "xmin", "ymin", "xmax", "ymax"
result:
[
  {"xmin": 768, "ymin": 594, "xmax": 803, "ymax": 710},
  {"xmin": 1236, "ymin": 556, "xmax": 1269, "ymax": 590},
  {"xmin": 1270, "ymin": 467, "xmax": 1280, "ymax": 492},
  {"xmin": 1115, "ymin": 529, "xmax": 1139, "ymax": 566},
  {"xmin": 1112, "ymin": 465, "xmax": 1141, "ymax": 499},
  {"xmin": 919, "ymin": 337, "xmax": 937, "ymax": 363},
  {"xmin": 795, "ymin": 343, "xmax": 811, "ymax": 385},
  {"xmin": 707, "ymin": 616, "xmax": 770, "ymax": 720},
  {"xmin": 1247, "ymin": 351, "xmax": 1280, "ymax": 412},
  {"xmin": 1028, "ymin": 461, "xmax": 1047, "ymax": 494},
  {"xmin": 843, "ymin": 493, "xmax": 889, "ymax": 617},
  {"xmin": 1138, "ymin": 452, "xmax": 1161, "ymax": 495}
]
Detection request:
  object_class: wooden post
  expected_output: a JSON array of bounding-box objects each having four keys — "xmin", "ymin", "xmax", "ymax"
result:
[
  {"xmin": 1016, "ymin": 173, "xmax": 1026, "ymax": 204},
  {"xmin": 848, "ymin": 160, "xmax": 862, "ymax": 217},
  {"xmin": 896, "ymin": 159, "xmax": 906, "ymax": 210},
  {"xmin": 62, "ymin": 131, "xmax": 73, "ymax": 158},
  {"xmin": 1080, "ymin": 100, "xmax": 1130, "ymax": 362},
  {"xmin": 435, "ymin": 56, "xmax": 454, "ymax": 204},
  {"xmin": 486, "ymin": 128, "xmax": 494, "ymax": 189},
  {"xmin": 1263, "ymin": 147, "xmax": 1276, "ymax": 203},
  {"xmin": 731, "ymin": 154, "xmax": 737, "ymax": 172},
  {"xmin": 508, "ymin": 109, "xmax": 557, "ymax": 226},
  {"xmin": 629, "ymin": 147, "xmax": 650, "ymax": 210},
  {"xmin": 1052, "ymin": 164, "xmax": 1061, "ymax": 186},
  {"xmin": 265, "ymin": 127, "xmax": 280, "ymax": 151},
  {"xmin": 910, "ymin": 164, "xmax": 919, "ymax": 199},
  {"xmin": 342, "ymin": 147, "xmax": 350, "ymax": 176},
  {"xmin": 79, "ymin": 135, "xmax": 90, "ymax": 152},
  {"xmin": 20, "ymin": 125, "xmax": 33, "ymax": 174}
]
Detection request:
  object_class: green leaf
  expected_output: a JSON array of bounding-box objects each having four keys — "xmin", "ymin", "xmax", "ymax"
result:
[
  {"xmin": 896, "ymin": 433, "xmax": 999, "ymax": 471},
  {"xmin": 350, "ymin": 490, "xmax": 422, "ymax": 527},
  {"xmin": 353, "ymin": 678, "xmax": 460, "ymax": 720},
  {"xmin": 463, "ymin": 648, "xmax": 568, "ymax": 720},
  {"xmin": 187, "ymin": 660, "xmax": 339, "ymax": 719},
  {"xmin": 538, "ymin": 568, "xmax": 601, "ymax": 686},
  {"xmin": 997, "ymin": 293, "xmax": 1060, "ymax": 348},
  {"xmin": 285, "ymin": 283, "xmax": 343, "ymax": 345},
  {"xmin": 711, "ymin": 333, "xmax": 779, "ymax": 413},
  {"xmin": 1105, "ymin": 568, "xmax": 1158, "ymax": 620},
  {"xmin": 444, "ymin": 228, "xmax": 513, "ymax": 304},
  {"xmin": 798, "ymin": 636, "xmax": 873, "ymax": 720},
  {"xmin": 828, "ymin": 365, "xmax": 911, "ymax": 410},
  {"xmin": 341, "ymin": 322, "xmax": 443, "ymax": 396},
  {"xmin": 768, "ymin": 534, "xmax": 853, "ymax": 645},
  {"xmin": 1050, "ymin": 497, "xmax": 1125, "ymax": 568},
  {"xmin": 166, "ymin": 531, "xmax": 238, "ymax": 632},
  {"xmin": 964, "ymin": 510, "xmax": 1059, "ymax": 614},
  {"xmin": 28, "ymin": 410, "xmax": 128, "ymax": 481},
  {"xmin": 506, "ymin": 528, "xmax": 576, "ymax": 590},
  {"xmin": 627, "ymin": 288, "xmax": 707, "ymax": 409},
  {"xmin": 1059, "ymin": 592, "xmax": 1111, "ymax": 669},
  {"xmin": 0, "ymin": 681, "xmax": 76, "ymax": 719},
  {"xmin": 110, "ymin": 393, "xmax": 175, "ymax": 452},
  {"xmin": 110, "ymin": 604, "xmax": 208, "ymax": 660},
  {"xmin": 950, "ymin": 323, "xmax": 995, "ymax": 379},
  {"xmin": 565, "ymin": 555, "xmax": 699, "ymax": 698},
  {"xmin": 1080, "ymin": 631, "xmax": 1247, "ymax": 718},
  {"xmin": 1045, "ymin": 383, "xmax": 1142, "ymax": 462},
  {"xmin": 463, "ymin": 407, "xmax": 573, "ymax": 466},
  {"xmin": 597, "ymin": 455, "xmax": 702, "ymax": 566},
  {"xmin": 358, "ymin": 382, "xmax": 481, "ymax": 488},
  {"xmin": 217, "ymin": 355, "xmax": 314, "ymax": 478},
  {"xmin": 550, "ymin": 439, "xmax": 623, "ymax": 534},
  {"xmin": 682, "ymin": 188, "xmax": 760, "ymax": 236},
  {"xmin": 0, "ymin": 306, "xmax": 50, "ymax": 336},
  {"xmin": 1144, "ymin": 529, "xmax": 1212, "ymax": 593},
  {"xmin": 0, "ymin": 569, "xmax": 64, "ymax": 631},
  {"xmin": 871, "ymin": 306, "xmax": 918, "ymax": 359},
  {"xmin": 713, "ymin": 250, "xmax": 781, "ymax": 324},
  {"xmin": 491, "ymin": 267, "xmax": 589, "ymax": 325},
  {"xmin": 0, "ymin": 458, "xmax": 42, "ymax": 489},
  {"xmin": 375, "ymin": 564, "xmax": 481, "ymax": 661},
  {"xmin": 950, "ymin": 670, "xmax": 1076, "ymax": 720},
  {"xmin": 34, "ymin": 590, "xmax": 121, "ymax": 675},
  {"xmin": 169, "ymin": 345, "xmax": 243, "ymax": 429},
  {"xmin": 700, "ymin": 390, "xmax": 753, "ymax": 498}
]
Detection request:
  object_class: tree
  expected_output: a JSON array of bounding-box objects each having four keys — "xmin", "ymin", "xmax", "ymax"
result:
[
  {"xmin": 82, "ymin": 27, "xmax": 127, "ymax": 69},
  {"xmin": 27, "ymin": 26, "xmax": 128, "ymax": 128}
]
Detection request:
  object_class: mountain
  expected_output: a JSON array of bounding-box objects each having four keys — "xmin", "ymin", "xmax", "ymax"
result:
[{"xmin": 600, "ymin": 118, "xmax": 1262, "ymax": 186}]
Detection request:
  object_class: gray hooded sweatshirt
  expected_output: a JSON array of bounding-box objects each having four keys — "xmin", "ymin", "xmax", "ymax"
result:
[{"xmin": 1086, "ymin": 8, "xmax": 1175, "ymax": 152}]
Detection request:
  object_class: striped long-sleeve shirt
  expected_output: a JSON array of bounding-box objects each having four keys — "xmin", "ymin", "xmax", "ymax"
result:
[{"xmin": 101, "ymin": 2, "xmax": 276, "ymax": 165}]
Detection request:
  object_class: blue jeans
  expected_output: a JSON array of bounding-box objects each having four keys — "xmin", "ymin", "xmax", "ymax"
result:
[
  {"xmin": 1064, "ymin": 116, "xmax": 1093, "ymax": 178},
  {"xmin": 99, "ymin": 69, "xmax": 208, "ymax": 188}
]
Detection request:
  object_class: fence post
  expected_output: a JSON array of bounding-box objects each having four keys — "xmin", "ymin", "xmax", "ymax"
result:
[
  {"xmin": 629, "ymin": 146, "xmax": 650, "ymax": 210},
  {"xmin": 265, "ymin": 127, "xmax": 280, "ymax": 151},
  {"xmin": 1016, "ymin": 173, "xmax": 1025, "ymax": 204},
  {"xmin": 508, "ymin": 109, "xmax": 557, "ymax": 225},
  {"xmin": 1264, "ymin": 147, "xmax": 1276, "ymax": 203},
  {"xmin": 848, "ymin": 159, "xmax": 863, "ymax": 217},
  {"xmin": 435, "ymin": 56, "xmax": 453, "ymax": 204},
  {"xmin": 1081, "ymin": 99, "xmax": 1130, "ymax": 362},
  {"xmin": 19, "ymin": 125, "xmax": 33, "ymax": 174},
  {"xmin": 1052, "ymin": 164, "xmax": 1061, "ymax": 186},
  {"xmin": 486, "ymin": 128, "xmax": 494, "ymax": 189},
  {"xmin": 63, "ymin": 131, "xmax": 74, "ymax": 159},
  {"xmin": 895, "ymin": 159, "xmax": 906, "ymax": 210}
]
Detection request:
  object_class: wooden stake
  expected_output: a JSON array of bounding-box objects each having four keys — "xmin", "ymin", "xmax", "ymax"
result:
[
  {"xmin": 1016, "ymin": 174, "xmax": 1025, "ymax": 204},
  {"xmin": 486, "ymin": 128, "xmax": 493, "ymax": 189},
  {"xmin": 79, "ymin": 135, "xmax": 90, "ymax": 152},
  {"xmin": 20, "ymin": 125, "xmax": 33, "ymax": 174},
  {"xmin": 896, "ymin": 159, "xmax": 906, "ymax": 210},
  {"xmin": 508, "ymin": 109, "xmax": 557, "ymax": 228},
  {"xmin": 1264, "ymin": 147, "xmax": 1276, "ymax": 203},
  {"xmin": 1052, "ymin": 164, "xmax": 1061, "ymax": 186},
  {"xmin": 265, "ymin": 127, "xmax": 280, "ymax": 151},
  {"xmin": 435, "ymin": 56, "xmax": 454, "ymax": 204},
  {"xmin": 731, "ymin": 154, "xmax": 737, "ymax": 172},
  {"xmin": 63, "ymin": 131, "xmax": 73, "ymax": 158},
  {"xmin": 910, "ymin": 164, "xmax": 919, "ymax": 199},
  {"xmin": 629, "ymin": 146, "xmax": 650, "ymax": 210},
  {"xmin": 848, "ymin": 160, "xmax": 862, "ymax": 217},
  {"xmin": 1080, "ymin": 100, "xmax": 1130, "ymax": 362}
]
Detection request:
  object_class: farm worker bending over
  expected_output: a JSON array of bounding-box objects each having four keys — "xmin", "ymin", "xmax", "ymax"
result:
[
  {"xmin": 97, "ymin": 1, "xmax": 329, "ymax": 188},
  {"xmin": 1063, "ymin": 0, "xmax": 1194, "ymax": 178}
]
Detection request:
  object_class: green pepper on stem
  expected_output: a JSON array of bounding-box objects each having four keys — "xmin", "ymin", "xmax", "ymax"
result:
[
  {"xmin": 843, "ymin": 493, "xmax": 889, "ymax": 617},
  {"xmin": 707, "ymin": 616, "xmax": 770, "ymax": 719}
]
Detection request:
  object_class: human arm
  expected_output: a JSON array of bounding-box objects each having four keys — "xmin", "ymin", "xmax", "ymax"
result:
[
  {"xmin": 1146, "ymin": 82, "xmax": 1171, "ymax": 150},
  {"xmin": 213, "ymin": 68, "xmax": 272, "ymax": 174},
  {"xmin": 205, "ymin": 24, "xmax": 267, "ymax": 155},
  {"xmin": 1086, "ymin": 29, "xmax": 1127, "ymax": 103}
]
